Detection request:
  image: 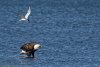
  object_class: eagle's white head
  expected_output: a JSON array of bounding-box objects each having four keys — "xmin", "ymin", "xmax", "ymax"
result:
[{"xmin": 34, "ymin": 44, "xmax": 41, "ymax": 50}]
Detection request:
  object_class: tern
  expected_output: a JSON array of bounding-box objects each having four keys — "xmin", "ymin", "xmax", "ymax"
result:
[{"xmin": 19, "ymin": 6, "xmax": 31, "ymax": 22}]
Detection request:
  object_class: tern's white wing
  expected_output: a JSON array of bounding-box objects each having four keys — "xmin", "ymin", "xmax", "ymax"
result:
[{"xmin": 25, "ymin": 6, "xmax": 31, "ymax": 19}]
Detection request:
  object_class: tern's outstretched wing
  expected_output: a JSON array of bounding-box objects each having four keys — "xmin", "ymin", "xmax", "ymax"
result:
[{"xmin": 25, "ymin": 6, "xmax": 31, "ymax": 19}]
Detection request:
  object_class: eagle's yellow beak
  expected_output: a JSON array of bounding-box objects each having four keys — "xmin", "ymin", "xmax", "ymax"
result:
[{"xmin": 39, "ymin": 45, "xmax": 42, "ymax": 48}]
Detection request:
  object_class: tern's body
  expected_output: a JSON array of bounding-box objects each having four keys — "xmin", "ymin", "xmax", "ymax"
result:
[{"xmin": 19, "ymin": 18, "xmax": 26, "ymax": 21}]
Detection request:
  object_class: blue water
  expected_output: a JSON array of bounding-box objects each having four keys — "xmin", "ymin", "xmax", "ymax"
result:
[{"xmin": 0, "ymin": 0, "xmax": 100, "ymax": 67}]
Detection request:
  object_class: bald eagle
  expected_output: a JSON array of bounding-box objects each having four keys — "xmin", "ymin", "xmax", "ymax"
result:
[{"xmin": 20, "ymin": 42, "xmax": 42, "ymax": 58}]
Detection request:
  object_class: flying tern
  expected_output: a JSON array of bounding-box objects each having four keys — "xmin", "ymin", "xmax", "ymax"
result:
[{"xmin": 19, "ymin": 6, "xmax": 31, "ymax": 22}]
